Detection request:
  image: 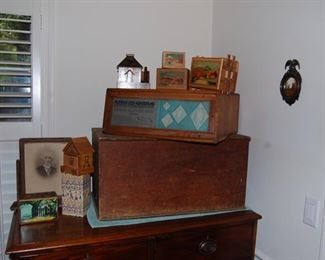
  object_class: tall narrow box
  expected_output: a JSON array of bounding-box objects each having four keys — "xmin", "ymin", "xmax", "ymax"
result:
[
  {"xmin": 61, "ymin": 137, "xmax": 94, "ymax": 217},
  {"xmin": 92, "ymin": 128, "xmax": 250, "ymax": 220}
]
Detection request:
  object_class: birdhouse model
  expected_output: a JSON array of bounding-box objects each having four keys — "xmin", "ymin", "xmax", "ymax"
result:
[
  {"xmin": 60, "ymin": 137, "xmax": 94, "ymax": 217},
  {"xmin": 61, "ymin": 137, "xmax": 94, "ymax": 175},
  {"xmin": 117, "ymin": 54, "xmax": 150, "ymax": 89}
]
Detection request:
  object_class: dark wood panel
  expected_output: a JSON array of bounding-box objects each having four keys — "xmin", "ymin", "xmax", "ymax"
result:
[
  {"xmin": 93, "ymin": 128, "xmax": 250, "ymax": 220},
  {"xmin": 155, "ymin": 223, "xmax": 254, "ymax": 260},
  {"xmin": 9, "ymin": 241, "xmax": 148, "ymax": 260},
  {"xmin": 88, "ymin": 241, "xmax": 148, "ymax": 260}
]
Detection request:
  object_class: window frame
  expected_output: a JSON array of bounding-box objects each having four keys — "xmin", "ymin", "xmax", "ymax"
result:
[
  {"xmin": 0, "ymin": 1, "xmax": 43, "ymax": 142},
  {"xmin": 0, "ymin": 2, "xmax": 53, "ymax": 260}
]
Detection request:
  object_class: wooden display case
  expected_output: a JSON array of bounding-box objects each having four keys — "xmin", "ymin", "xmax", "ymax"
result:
[{"xmin": 102, "ymin": 89, "xmax": 239, "ymax": 144}]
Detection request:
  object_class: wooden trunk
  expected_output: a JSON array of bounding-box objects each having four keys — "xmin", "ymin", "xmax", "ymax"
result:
[{"xmin": 92, "ymin": 128, "xmax": 250, "ymax": 220}]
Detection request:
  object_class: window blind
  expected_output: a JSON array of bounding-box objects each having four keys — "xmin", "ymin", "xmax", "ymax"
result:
[{"xmin": 0, "ymin": 13, "xmax": 32, "ymax": 122}]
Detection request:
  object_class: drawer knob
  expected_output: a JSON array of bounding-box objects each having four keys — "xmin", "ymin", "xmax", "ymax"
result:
[
  {"xmin": 84, "ymin": 253, "xmax": 92, "ymax": 260},
  {"xmin": 198, "ymin": 237, "xmax": 217, "ymax": 255}
]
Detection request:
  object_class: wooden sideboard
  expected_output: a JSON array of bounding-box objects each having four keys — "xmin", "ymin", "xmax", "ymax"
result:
[{"xmin": 6, "ymin": 209, "xmax": 261, "ymax": 259}]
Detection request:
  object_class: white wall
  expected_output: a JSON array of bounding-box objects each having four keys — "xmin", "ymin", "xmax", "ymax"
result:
[
  {"xmin": 212, "ymin": 1, "xmax": 325, "ymax": 259},
  {"xmin": 1, "ymin": 1, "xmax": 214, "ymax": 258},
  {"xmin": 53, "ymin": 0, "xmax": 213, "ymax": 138}
]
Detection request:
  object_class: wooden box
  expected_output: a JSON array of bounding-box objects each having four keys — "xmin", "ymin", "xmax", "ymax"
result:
[
  {"xmin": 156, "ymin": 68, "xmax": 189, "ymax": 90},
  {"xmin": 61, "ymin": 173, "xmax": 91, "ymax": 217},
  {"xmin": 61, "ymin": 137, "xmax": 94, "ymax": 176},
  {"xmin": 18, "ymin": 192, "xmax": 58, "ymax": 225},
  {"xmin": 102, "ymin": 89, "xmax": 239, "ymax": 144},
  {"xmin": 190, "ymin": 55, "xmax": 239, "ymax": 94},
  {"xmin": 92, "ymin": 128, "xmax": 250, "ymax": 220}
]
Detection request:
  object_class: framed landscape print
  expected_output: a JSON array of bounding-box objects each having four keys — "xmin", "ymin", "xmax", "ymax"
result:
[
  {"xmin": 190, "ymin": 57, "xmax": 224, "ymax": 90},
  {"xmin": 162, "ymin": 51, "xmax": 185, "ymax": 68},
  {"xmin": 156, "ymin": 68, "xmax": 188, "ymax": 90},
  {"xmin": 18, "ymin": 138, "xmax": 71, "ymax": 199}
]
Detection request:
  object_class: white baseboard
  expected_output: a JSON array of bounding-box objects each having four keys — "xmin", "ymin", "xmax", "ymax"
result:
[{"xmin": 255, "ymin": 248, "xmax": 273, "ymax": 260}]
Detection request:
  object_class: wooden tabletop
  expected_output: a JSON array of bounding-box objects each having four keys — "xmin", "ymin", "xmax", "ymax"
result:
[{"xmin": 6, "ymin": 209, "xmax": 261, "ymax": 256}]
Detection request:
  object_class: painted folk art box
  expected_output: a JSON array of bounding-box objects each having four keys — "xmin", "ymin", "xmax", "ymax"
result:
[
  {"xmin": 92, "ymin": 128, "xmax": 250, "ymax": 220},
  {"xmin": 18, "ymin": 192, "xmax": 58, "ymax": 225}
]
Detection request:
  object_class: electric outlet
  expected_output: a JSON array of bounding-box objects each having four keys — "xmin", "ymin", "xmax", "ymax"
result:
[{"xmin": 303, "ymin": 196, "xmax": 320, "ymax": 228}]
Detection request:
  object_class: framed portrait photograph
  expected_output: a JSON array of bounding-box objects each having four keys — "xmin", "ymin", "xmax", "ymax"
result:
[
  {"xmin": 156, "ymin": 68, "xmax": 189, "ymax": 90},
  {"xmin": 190, "ymin": 57, "xmax": 224, "ymax": 90},
  {"xmin": 162, "ymin": 51, "xmax": 185, "ymax": 68},
  {"xmin": 18, "ymin": 138, "xmax": 71, "ymax": 199}
]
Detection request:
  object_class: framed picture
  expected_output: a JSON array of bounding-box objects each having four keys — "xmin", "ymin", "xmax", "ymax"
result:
[
  {"xmin": 162, "ymin": 51, "xmax": 185, "ymax": 68},
  {"xmin": 156, "ymin": 68, "xmax": 188, "ymax": 90},
  {"xmin": 18, "ymin": 138, "xmax": 71, "ymax": 200},
  {"xmin": 190, "ymin": 57, "xmax": 224, "ymax": 90}
]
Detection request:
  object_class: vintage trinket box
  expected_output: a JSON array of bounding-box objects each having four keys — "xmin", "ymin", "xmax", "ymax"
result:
[
  {"xmin": 18, "ymin": 192, "xmax": 58, "ymax": 225},
  {"xmin": 61, "ymin": 173, "xmax": 91, "ymax": 217},
  {"xmin": 102, "ymin": 89, "xmax": 239, "ymax": 144},
  {"xmin": 92, "ymin": 128, "xmax": 250, "ymax": 220},
  {"xmin": 60, "ymin": 137, "xmax": 94, "ymax": 175},
  {"xmin": 190, "ymin": 55, "xmax": 239, "ymax": 94},
  {"xmin": 161, "ymin": 51, "xmax": 185, "ymax": 68},
  {"xmin": 156, "ymin": 68, "xmax": 189, "ymax": 90}
]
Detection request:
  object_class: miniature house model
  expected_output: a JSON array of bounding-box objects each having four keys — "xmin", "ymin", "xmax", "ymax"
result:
[
  {"xmin": 60, "ymin": 137, "xmax": 94, "ymax": 217},
  {"xmin": 117, "ymin": 54, "xmax": 150, "ymax": 89},
  {"xmin": 61, "ymin": 137, "xmax": 94, "ymax": 175}
]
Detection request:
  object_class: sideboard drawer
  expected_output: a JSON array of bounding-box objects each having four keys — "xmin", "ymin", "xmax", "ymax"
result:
[
  {"xmin": 155, "ymin": 223, "xmax": 255, "ymax": 260},
  {"xmin": 9, "ymin": 249, "xmax": 86, "ymax": 259},
  {"xmin": 87, "ymin": 240, "xmax": 148, "ymax": 260},
  {"xmin": 12, "ymin": 241, "xmax": 148, "ymax": 260}
]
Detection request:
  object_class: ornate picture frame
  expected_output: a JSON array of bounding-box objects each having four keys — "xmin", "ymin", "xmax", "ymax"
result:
[{"xmin": 18, "ymin": 138, "xmax": 71, "ymax": 199}]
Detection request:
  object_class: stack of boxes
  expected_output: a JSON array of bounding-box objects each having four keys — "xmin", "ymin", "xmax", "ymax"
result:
[
  {"xmin": 60, "ymin": 137, "xmax": 94, "ymax": 217},
  {"xmin": 91, "ymin": 52, "xmax": 246, "ymax": 220}
]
